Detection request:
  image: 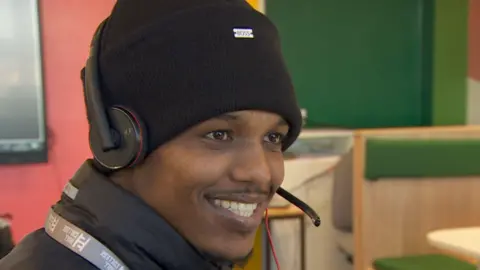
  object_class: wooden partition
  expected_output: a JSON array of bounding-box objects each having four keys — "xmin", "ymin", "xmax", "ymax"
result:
[{"xmin": 353, "ymin": 126, "xmax": 480, "ymax": 270}]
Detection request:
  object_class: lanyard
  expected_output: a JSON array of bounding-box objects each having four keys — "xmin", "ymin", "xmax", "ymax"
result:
[{"xmin": 44, "ymin": 182, "xmax": 130, "ymax": 270}]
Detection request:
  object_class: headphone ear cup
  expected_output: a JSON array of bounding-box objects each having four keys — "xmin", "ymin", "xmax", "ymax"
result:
[{"xmin": 89, "ymin": 106, "xmax": 147, "ymax": 171}]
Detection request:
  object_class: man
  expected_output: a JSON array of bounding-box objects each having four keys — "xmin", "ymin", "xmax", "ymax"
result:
[{"xmin": 0, "ymin": 0, "xmax": 303, "ymax": 269}]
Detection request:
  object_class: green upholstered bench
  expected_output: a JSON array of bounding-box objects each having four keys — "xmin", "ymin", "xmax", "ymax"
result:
[
  {"xmin": 373, "ymin": 254, "xmax": 476, "ymax": 270},
  {"xmin": 365, "ymin": 139, "xmax": 480, "ymax": 270},
  {"xmin": 365, "ymin": 139, "xmax": 480, "ymax": 180}
]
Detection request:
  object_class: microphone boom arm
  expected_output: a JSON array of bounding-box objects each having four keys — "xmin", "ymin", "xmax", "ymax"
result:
[{"xmin": 276, "ymin": 187, "xmax": 321, "ymax": 227}]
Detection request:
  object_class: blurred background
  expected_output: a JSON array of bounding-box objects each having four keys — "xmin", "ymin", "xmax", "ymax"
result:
[{"xmin": 0, "ymin": 0, "xmax": 479, "ymax": 270}]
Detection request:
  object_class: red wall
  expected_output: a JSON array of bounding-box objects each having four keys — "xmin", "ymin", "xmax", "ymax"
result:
[
  {"xmin": 469, "ymin": 0, "xmax": 480, "ymax": 80},
  {"xmin": 0, "ymin": 0, "xmax": 114, "ymax": 242}
]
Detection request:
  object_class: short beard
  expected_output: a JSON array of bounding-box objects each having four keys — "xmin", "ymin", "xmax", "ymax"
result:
[
  {"xmin": 230, "ymin": 249, "xmax": 254, "ymax": 267},
  {"xmin": 206, "ymin": 249, "xmax": 254, "ymax": 268}
]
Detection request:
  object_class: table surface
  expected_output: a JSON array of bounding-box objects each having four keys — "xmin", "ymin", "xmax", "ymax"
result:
[
  {"xmin": 427, "ymin": 227, "xmax": 480, "ymax": 259},
  {"xmin": 266, "ymin": 205, "xmax": 304, "ymax": 218}
]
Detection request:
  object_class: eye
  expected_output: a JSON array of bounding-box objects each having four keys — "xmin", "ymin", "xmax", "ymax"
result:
[
  {"xmin": 205, "ymin": 130, "xmax": 233, "ymax": 141},
  {"xmin": 264, "ymin": 132, "xmax": 285, "ymax": 145}
]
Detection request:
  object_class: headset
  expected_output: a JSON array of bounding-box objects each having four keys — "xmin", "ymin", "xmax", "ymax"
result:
[
  {"xmin": 83, "ymin": 18, "xmax": 320, "ymax": 227},
  {"xmin": 84, "ymin": 18, "xmax": 147, "ymax": 171}
]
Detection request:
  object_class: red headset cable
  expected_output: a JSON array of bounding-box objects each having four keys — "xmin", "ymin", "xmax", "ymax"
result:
[{"xmin": 264, "ymin": 209, "xmax": 281, "ymax": 270}]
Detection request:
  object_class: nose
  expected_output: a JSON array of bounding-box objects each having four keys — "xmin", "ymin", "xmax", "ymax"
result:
[{"xmin": 230, "ymin": 144, "xmax": 272, "ymax": 186}]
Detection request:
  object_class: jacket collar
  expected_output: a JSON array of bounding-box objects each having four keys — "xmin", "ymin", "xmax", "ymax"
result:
[{"xmin": 57, "ymin": 161, "xmax": 233, "ymax": 270}]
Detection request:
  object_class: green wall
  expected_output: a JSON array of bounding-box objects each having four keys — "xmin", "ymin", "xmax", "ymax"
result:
[
  {"xmin": 266, "ymin": 0, "xmax": 469, "ymax": 128},
  {"xmin": 432, "ymin": 0, "xmax": 469, "ymax": 125}
]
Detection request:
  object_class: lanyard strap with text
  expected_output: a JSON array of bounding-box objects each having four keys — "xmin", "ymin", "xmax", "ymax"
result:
[{"xmin": 44, "ymin": 183, "xmax": 129, "ymax": 270}]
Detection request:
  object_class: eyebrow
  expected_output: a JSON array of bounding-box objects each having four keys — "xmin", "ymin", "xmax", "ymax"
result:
[
  {"xmin": 214, "ymin": 113, "xmax": 288, "ymax": 126},
  {"xmin": 276, "ymin": 118, "xmax": 288, "ymax": 126},
  {"xmin": 214, "ymin": 113, "xmax": 238, "ymax": 121}
]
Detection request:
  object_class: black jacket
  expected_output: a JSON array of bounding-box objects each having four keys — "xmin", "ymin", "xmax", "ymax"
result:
[{"xmin": 0, "ymin": 161, "xmax": 233, "ymax": 270}]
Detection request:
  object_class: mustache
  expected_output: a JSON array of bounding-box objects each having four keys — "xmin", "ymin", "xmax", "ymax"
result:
[{"xmin": 206, "ymin": 184, "xmax": 275, "ymax": 197}]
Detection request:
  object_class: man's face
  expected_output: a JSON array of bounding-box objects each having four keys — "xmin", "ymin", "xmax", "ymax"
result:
[{"xmin": 132, "ymin": 110, "xmax": 289, "ymax": 261}]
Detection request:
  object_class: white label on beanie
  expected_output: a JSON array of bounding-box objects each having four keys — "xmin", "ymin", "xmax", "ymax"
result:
[{"xmin": 233, "ymin": 28, "xmax": 254, "ymax": 39}]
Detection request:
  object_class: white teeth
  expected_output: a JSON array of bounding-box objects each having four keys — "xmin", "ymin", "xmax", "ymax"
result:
[
  {"xmin": 221, "ymin": 200, "xmax": 230, "ymax": 208},
  {"xmin": 213, "ymin": 199, "xmax": 258, "ymax": 217}
]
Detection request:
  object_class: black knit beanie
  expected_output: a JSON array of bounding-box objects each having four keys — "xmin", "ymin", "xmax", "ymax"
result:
[{"xmin": 87, "ymin": 0, "xmax": 302, "ymax": 156}]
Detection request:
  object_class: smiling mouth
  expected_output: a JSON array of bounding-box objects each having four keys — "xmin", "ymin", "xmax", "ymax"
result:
[{"xmin": 210, "ymin": 199, "xmax": 259, "ymax": 218}]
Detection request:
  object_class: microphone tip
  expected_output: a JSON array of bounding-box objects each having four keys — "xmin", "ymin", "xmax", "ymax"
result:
[{"xmin": 313, "ymin": 218, "xmax": 321, "ymax": 227}]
